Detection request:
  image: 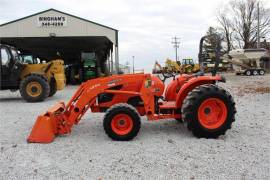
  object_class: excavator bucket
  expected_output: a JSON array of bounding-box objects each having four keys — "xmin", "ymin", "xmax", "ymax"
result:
[{"xmin": 27, "ymin": 102, "xmax": 65, "ymax": 143}]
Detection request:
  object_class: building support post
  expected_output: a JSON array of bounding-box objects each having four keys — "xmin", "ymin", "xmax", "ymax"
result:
[
  {"xmin": 115, "ymin": 30, "xmax": 119, "ymax": 74},
  {"xmin": 115, "ymin": 45, "xmax": 119, "ymax": 74},
  {"xmin": 110, "ymin": 49, "xmax": 113, "ymax": 74}
]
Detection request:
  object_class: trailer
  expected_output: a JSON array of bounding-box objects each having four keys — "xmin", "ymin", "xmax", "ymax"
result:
[{"xmin": 227, "ymin": 49, "xmax": 270, "ymax": 76}]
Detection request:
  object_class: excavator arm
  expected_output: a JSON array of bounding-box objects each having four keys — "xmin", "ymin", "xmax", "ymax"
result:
[{"xmin": 152, "ymin": 61, "xmax": 163, "ymax": 73}]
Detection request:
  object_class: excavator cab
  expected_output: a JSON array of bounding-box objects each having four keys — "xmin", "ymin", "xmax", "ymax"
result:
[
  {"xmin": 182, "ymin": 58, "xmax": 195, "ymax": 66},
  {"xmin": 19, "ymin": 54, "xmax": 41, "ymax": 64},
  {"xmin": 0, "ymin": 44, "xmax": 25, "ymax": 89}
]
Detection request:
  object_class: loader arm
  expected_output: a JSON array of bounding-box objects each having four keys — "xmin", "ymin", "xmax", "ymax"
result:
[
  {"xmin": 27, "ymin": 74, "xmax": 151, "ymax": 143},
  {"xmin": 63, "ymin": 76, "xmax": 144, "ymax": 131}
]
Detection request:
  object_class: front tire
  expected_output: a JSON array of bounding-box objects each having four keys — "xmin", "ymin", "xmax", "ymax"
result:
[
  {"xmin": 103, "ymin": 103, "xmax": 141, "ymax": 141},
  {"xmin": 182, "ymin": 84, "xmax": 236, "ymax": 138},
  {"xmin": 20, "ymin": 74, "xmax": 50, "ymax": 102}
]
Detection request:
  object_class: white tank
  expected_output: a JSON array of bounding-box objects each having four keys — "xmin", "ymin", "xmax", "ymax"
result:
[
  {"xmin": 225, "ymin": 48, "xmax": 270, "ymax": 73},
  {"xmin": 229, "ymin": 48, "xmax": 269, "ymax": 59}
]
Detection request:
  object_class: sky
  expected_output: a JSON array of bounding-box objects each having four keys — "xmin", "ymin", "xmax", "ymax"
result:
[{"xmin": 0, "ymin": 0, "xmax": 269, "ymax": 72}]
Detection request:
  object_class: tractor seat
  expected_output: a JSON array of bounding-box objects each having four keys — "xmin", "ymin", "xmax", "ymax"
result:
[{"xmin": 159, "ymin": 101, "xmax": 177, "ymax": 109}]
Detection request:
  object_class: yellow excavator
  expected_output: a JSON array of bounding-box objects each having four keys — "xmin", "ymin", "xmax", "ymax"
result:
[
  {"xmin": 164, "ymin": 59, "xmax": 181, "ymax": 73},
  {"xmin": 181, "ymin": 58, "xmax": 200, "ymax": 73},
  {"xmin": 152, "ymin": 58, "xmax": 200, "ymax": 74}
]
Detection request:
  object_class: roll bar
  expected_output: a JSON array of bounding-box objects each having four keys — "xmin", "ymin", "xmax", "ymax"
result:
[{"xmin": 198, "ymin": 34, "xmax": 222, "ymax": 76}]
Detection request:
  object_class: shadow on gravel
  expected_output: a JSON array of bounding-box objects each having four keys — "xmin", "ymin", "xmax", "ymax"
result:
[
  {"xmin": 0, "ymin": 97, "xmax": 23, "ymax": 102},
  {"xmin": 67, "ymin": 120, "xmax": 193, "ymax": 142},
  {"xmin": 140, "ymin": 121, "xmax": 192, "ymax": 139}
]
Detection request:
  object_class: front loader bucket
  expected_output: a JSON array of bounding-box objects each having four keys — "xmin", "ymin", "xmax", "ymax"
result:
[
  {"xmin": 27, "ymin": 116, "xmax": 56, "ymax": 143},
  {"xmin": 27, "ymin": 102, "xmax": 65, "ymax": 143}
]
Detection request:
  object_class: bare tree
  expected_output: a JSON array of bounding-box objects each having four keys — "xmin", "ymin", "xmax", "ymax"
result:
[
  {"xmin": 217, "ymin": 11, "xmax": 234, "ymax": 52},
  {"xmin": 217, "ymin": 0, "xmax": 270, "ymax": 49}
]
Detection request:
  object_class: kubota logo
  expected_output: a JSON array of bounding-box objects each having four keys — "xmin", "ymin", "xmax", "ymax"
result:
[
  {"xmin": 89, "ymin": 84, "xmax": 100, "ymax": 90},
  {"xmin": 107, "ymin": 79, "xmax": 121, "ymax": 86}
]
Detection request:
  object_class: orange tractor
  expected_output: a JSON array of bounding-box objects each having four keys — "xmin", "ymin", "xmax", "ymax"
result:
[{"xmin": 28, "ymin": 35, "xmax": 236, "ymax": 143}]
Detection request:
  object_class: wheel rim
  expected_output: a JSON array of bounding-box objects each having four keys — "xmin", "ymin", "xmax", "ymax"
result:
[
  {"xmin": 198, "ymin": 98, "xmax": 228, "ymax": 129},
  {"xmin": 26, "ymin": 82, "xmax": 42, "ymax": 97},
  {"xmin": 111, "ymin": 114, "xmax": 133, "ymax": 135},
  {"xmin": 253, "ymin": 71, "xmax": 258, "ymax": 75},
  {"xmin": 246, "ymin": 71, "xmax": 251, "ymax": 75},
  {"xmin": 260, "ymin": 70, "xmax": 264, "ymax": 75}
]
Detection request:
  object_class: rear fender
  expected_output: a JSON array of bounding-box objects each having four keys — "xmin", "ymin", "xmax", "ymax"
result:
[
  {"xmin": 20, "ymin": 64, "xmax": 47, "ymax": 80},
  {"xmin": 175, "ymin": 76, "xmax": 224, "ymax": 108},
  {"xmin": 164, "ymin": 75, "xmax": 190, "ymax": 101}
]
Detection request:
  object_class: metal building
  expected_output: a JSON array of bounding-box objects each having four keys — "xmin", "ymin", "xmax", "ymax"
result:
[{"xmin": 0, "ymin": 8, "xmax": 119, "ymax": 74}]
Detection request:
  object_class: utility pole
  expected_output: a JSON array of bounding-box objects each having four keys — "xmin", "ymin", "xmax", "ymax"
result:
[
  {"xmin": 257, "ymin": 2, "xmax": 260, "ymax": 49},
  {"xmin": 132, "ymin": 56, "xmax": 135, "ymax": 74},
  {"xmin": 171, "ymin": 36, "xmax": 180, "ymax": 61}
]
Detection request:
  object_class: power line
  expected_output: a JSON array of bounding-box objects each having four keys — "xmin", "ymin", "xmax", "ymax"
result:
[{"xmin": 171, "ymin": 36, "xmax": 180, "ymax": 61}]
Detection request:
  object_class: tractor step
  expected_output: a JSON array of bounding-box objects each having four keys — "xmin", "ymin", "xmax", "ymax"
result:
[{"xmin": 159, "ymin": 101, "xmax": 177, "ymax": 109}]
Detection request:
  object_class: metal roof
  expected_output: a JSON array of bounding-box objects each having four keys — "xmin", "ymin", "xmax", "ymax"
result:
[{"xmin": 0, "ymin": 8, "xmax": 118, "ymax": 32}]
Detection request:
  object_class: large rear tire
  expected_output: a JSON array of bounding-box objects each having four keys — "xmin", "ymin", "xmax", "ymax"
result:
[
  {"xmin": 49, "ymin": 78, "xmax": 57, "ymax": 97},
  {"xmin": 182, "ymin": 84, "xmax": 236, "ymax": 138},
  {"xmin": 20, "ymin": 74, "xmax": 50, "ymax": 102},
  {"xmin": 103, "ymin": 103, "xmax": 141, "ymax": 141}
]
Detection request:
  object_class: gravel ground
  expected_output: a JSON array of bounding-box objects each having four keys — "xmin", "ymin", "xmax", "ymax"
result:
[{"xmin": 0, "ymin": 73, "xmax": 269, "ymax": 180}]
